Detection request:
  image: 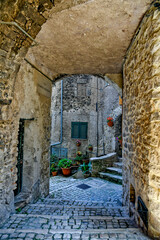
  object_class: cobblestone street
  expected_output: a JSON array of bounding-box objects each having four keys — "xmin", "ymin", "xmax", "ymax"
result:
[{"xmin": 0, "ymin": 176, "xmax": 151, "ymax": 239}]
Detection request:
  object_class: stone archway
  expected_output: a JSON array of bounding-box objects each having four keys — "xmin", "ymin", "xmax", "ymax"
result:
[{"xmin": 0, "ymin": 1, "xmax": 160, "ymax": 238}]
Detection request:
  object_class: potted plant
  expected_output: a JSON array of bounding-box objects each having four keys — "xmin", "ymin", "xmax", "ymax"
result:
[
  {"xmin": 50, "ymin": 154, "xmax": 59, "ymax": 176},
  {"xmin": 79, "ymin": 162, "xmax": 91, "ymax": 178},
  {"xmin": 76, "ymin": 139, "xmax": 81, "ymax": 147},
  {"xmin": 58, "ymin": 158, "xmax": 72, "ymax": 176},
  {"xmin": 50, "ymin": 163, "xmax": 58, "ymax": 176},
  {"xmin": 88, "ymin": 144, "xmax": 93, "ymax": 151},
  {"xmin": 107, "ymin": 117, "xmax": 114, "ymax": 127},
  {"xmin": 76, "ymin": 151, "xmax": 82, "ymax": 156},
  {"xmin": 75, "ymin": 154, "xmax": 83, "ymax": 165},
  {"xmin": 82, "ymin": 154, "xmax": 89, "ymax": 164}
]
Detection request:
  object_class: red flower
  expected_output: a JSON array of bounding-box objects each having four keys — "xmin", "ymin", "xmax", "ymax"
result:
[{"xmin": 107, "ymin": 117, "xmax": 113, "ymax": 123}]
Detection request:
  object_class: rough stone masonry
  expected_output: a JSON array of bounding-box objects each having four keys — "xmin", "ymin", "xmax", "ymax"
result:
[
  {"xmin": 0, "ymin": 0, "xmax": 160, "ymax": 239},
  {"xmin": 123, "ymin": 2, "xmax": 160, "ymax": 238},
  {"xmin": 0, "ymin": 0, "xmax": 53, "ymax": 225}
]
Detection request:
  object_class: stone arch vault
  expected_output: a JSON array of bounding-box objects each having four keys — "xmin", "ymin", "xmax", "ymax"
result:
[{"xmin": 0, "ymin": 0, "xmax": 160, "ymax": 238}]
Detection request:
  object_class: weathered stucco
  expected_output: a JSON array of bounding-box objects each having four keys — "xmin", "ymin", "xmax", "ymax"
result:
[
  {"xmin": 27, "ymin": 0, "xmax": 152, "ymax": 77},
  {"xmin": 18, "ymin": 63, "xmax": 52, "ymax": 199},
  {"xmin": 123, "ymin": 2, "xmax": 160, "ymax": 238},
  {"xmin": 0, "ymin": 59, "xmax": 52, "ymax": 224}
]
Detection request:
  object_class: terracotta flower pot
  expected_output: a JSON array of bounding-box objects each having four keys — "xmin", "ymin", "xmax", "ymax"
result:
[
  {"xmin": 51, "ymin": 171, "xmax": 58, "ymax": 176},
  {"xmin": 107, "ymin": 121, "xmax": 114, "ymax": 127},
  {"xmin": 76, "ymin": 143, "xmax": 81, "ymax": 147},
  {"xmin": 88, "ymin": 145, "xmax": 93, "ymax": 151},
  {"xmin": 62, "ymin": 168, "xmax": 71, "ymax": 176}
]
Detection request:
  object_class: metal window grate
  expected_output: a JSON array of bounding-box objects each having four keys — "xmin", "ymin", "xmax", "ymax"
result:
[
  {"xmin": 138, "ymin": 196, "xmax": 148, "ymax": 229},
  {"xmin": 51, "ymin": 147, "xmax": 68, "ymax": 159}
]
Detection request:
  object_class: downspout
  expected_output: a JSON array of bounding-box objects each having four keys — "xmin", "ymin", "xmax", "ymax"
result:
[
  {"xmin": 51, "ymin": 80, "xmax": 63, "ymax": 148},
  {"xmin": 96, "ymin": 78, "xmax": 99, "ymax": 157}
]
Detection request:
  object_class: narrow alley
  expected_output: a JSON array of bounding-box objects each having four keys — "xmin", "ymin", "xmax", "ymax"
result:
[{"xmin": 0, "ymin": 176, "xmax": 150, "ymax": 240}]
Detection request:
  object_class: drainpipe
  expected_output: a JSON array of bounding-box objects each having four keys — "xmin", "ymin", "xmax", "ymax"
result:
[
  {"xmin": 96, "ymin": 78, "xmax": 99, "ymax": 157},
  {"xmin": 51, "ymin": 80, "xmax": 63, "ymax": 149}
]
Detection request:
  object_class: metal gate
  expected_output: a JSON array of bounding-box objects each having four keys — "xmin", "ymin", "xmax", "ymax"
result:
[{"xmin": 14, "ymin": 119, "xmax": 25, "ymax": 196}]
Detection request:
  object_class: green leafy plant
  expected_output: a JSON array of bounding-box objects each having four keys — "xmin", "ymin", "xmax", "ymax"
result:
[
  {"xmin": 50, "ymin": 154, "xmax": 59, "ymax": 163},
  {"xmin": 116, "ymin": 135, "xmax": 122, "ymax": 140},
  {"xmin": 50, "ymin": 163, "xmax": 58, "ymax": 173},
  {"xmin": 16, "ymin": 208, "xmax": 21, "ymax": 213},
  {"xmin": 50, "ymin": 154, "xmax": 59, "ymax": 174},
  {"xmin": 80, "ymin": 162, "xmax": 92, "ymax": 174},
  {"xmin": 58, "ymin": 158, "xmax": 72, "ymax": 168}
]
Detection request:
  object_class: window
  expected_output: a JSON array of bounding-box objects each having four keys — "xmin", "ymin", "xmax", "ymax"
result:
[
  {"xmin": 77, "ymin": 83, "xmax": 86, "ymax": 97},
  {"xmin": 71, "ymin": 122, "xmax": 88, "ymax": 139}
]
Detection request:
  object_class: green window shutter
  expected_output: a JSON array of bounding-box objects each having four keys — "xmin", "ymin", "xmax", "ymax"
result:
[
  {"xmin": 79, "ymin": 122, "xmax": 88, "ymax": 139},
  {"xmin": 71, "ymin": 122, "xmax": 88, "ymax": 139},
  {"xmin": 71, "ymin": 122, "xmax": 79, "ymax": 138}
]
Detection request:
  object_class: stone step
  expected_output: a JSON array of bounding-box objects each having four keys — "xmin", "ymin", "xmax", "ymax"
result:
[
  {"xmin": 99, "ymin": 173, "xmax": 122, "ymax": 185},
  {"xmin": 38, "ymin": 197, "xmax": 123, "ymax": 207},
  {"xmin": 1, "ymin": 214, "xmax": 137, "ymax": 231},
  {"xmin": 19, "ymin": 203, "xmax": 128, "ymax": 217},
  {"xmin": 14, "ymin": 192, "xmax": 30, "ymax": 210},
  {"xmin": 0, "ymin": 228, "xmax": 150, "ymax": 240},
  {"xmin": 38, "ymin": 197, "xmax": 114, "ymax": 207},
  {"xmin": 106, "ymin": 167, "xmax": 122, "ymax": 176},
  {"xmin": 113, "ymin": 162, "xmax": 123, "ymax": 169},
  {"xmin": 117, "ymin": 157, "xmax": 123, "ymax": 162}
]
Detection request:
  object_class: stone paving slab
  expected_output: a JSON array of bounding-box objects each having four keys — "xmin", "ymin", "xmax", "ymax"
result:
[{"xmin": 0, "ymin": 229, "xmax": 151, "ymax": 239}]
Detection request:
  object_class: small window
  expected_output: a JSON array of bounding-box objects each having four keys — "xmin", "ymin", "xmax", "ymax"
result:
[
  {"xmin": 77, "ymin": 83, "xmax": 86, "ymax": 97},
  {"xmin": 71, "ymin": 122, "xmax": 88, "ymax": 139}
]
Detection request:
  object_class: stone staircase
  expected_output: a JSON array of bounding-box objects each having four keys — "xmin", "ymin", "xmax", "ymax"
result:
[
  {"xmin": 0, "ymin": 196, "xmax": 150, "ymax": 239},
  {"xmin": 99, "ymin": 158, "xmax": 123, "ymax": 184}
]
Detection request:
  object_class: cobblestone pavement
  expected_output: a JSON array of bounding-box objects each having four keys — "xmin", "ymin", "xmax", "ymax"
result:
[
  {"xmin": 49, "ymin": 176, "xmax": 122, "ymax": 203},
  {"xmin": 0, "ymin": 176, "xmax": 151, "ymax": 239}
]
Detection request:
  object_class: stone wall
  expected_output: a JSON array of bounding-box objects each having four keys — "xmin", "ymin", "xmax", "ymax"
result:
[
  {"xmin": 0, "ymin": 0, "xmax": 53, "ymax": 224},
  {"xmin": 17, "ymin": 62, "xmax": 52, "ymax": 199},
  {"xmin": 51, "ymin": 75, "xmax": 105, "ymax": 158},
  {"xmin": 123, "ymin": 2, "xmax": 160, "ymax": 238},
  {"xmin": 51, "ymin": 75, "xmax": 121, "ymax": 159},
  {"xmin": 0, "ymin": 59, "xmax": 52, "ymax": 225},
  {"xmin": 91, "ymin": 153, "xmax": 117, "ymax": 177}
]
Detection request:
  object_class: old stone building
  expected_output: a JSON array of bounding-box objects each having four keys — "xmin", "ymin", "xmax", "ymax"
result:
[
  {"xmin": 51, "ymin": 74, "xmax": 121, "ymax": 158},
  {"xmin": 0, "ymin": 0, "xmax": 160, "ymax": 238}
]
